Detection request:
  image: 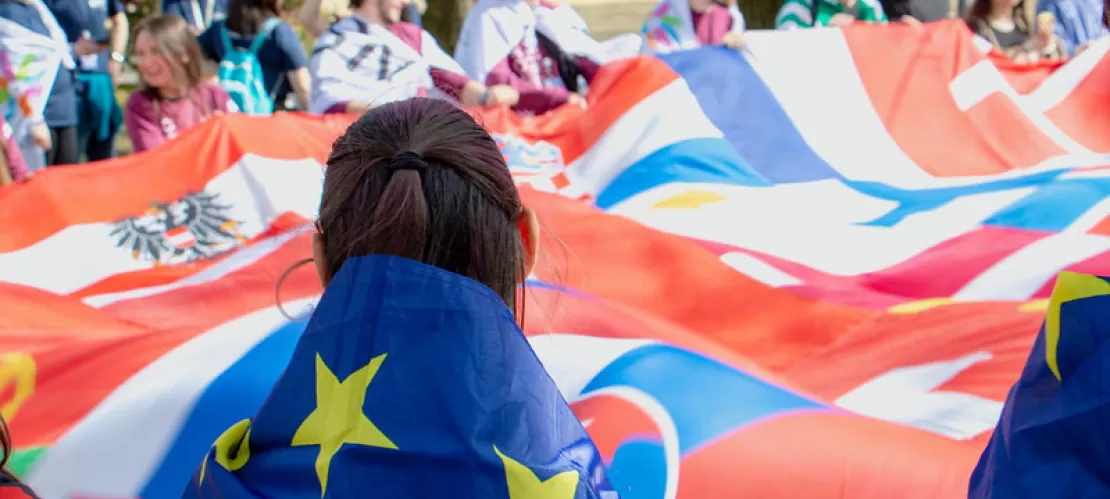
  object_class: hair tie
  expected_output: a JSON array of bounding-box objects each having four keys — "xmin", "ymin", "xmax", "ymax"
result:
[{"xmin": 389, "ymin": 151, "xmax": 428, "ymax": 172}]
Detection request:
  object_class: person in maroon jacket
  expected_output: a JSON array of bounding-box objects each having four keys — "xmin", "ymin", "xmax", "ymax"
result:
[{"xmin": 454, "ymin": 0, "xmax": 602, "ymax": 116}]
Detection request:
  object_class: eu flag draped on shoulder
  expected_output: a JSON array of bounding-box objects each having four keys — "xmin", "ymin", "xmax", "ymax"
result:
[
  {"xmin": 969, "ymin": 271, "xmax": 1110, "ymax": 498},
  {"xmin": 182, "ymin": 255, "xmax": 617, "ymax": 499}
]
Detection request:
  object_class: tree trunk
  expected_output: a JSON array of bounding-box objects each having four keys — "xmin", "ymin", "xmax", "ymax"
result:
[
  {"xmin": 739, "ymin": 0, "xmax": 782, "ymax": 28},
  {"xmin": 423, "ymin": 0, "xmax": 476, "ymax": 54}
]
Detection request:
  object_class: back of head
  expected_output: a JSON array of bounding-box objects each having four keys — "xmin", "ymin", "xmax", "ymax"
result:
[
  {"xmin": 317, "ymin": 98, "xmax": 525, "ymax": 313},
  {"xmin": 135, "ymin": 15, "xmax": 206, "ymax": 94},
  {"xmin": 226, "ymin": 0, "xmax": 282, "ymax": 34}
]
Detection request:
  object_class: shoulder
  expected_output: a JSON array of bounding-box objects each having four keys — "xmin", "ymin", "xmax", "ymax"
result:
[
  {"xmin": 328, "ymin": 15, "xmax": 360, "ymax": 34},
  {"xmin": 271, "ymin": 20, "xmax": 303, "ymax": 46},
  {"xmin": 202, "ymin": 82, "xmax": 237, "ymax": 110},
  {"xmin": 201, "ymin": 82, "xmax": 229, "ymax": 100}
]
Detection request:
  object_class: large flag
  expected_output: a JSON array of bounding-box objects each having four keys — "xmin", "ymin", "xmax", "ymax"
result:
[
  {"xmin": 968, "ymin": 271, "xmax": 1110, "ymax": 498},
  {"xmin": 3, "ymin": 19, "xmax": 1110, "ymax": 499},
  {"xmin": 182, "ymin": 255, "xmax": 615, "ymax": 499}
]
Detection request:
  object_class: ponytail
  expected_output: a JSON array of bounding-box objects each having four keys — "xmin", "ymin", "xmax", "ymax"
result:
[{"xmin": 366, "ymin": 152, "xmax": 429, "ymax": 262}]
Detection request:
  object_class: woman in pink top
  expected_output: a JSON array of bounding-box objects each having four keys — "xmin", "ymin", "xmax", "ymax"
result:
[{"xmin": 125, "ymin": 15, "xmax": 237, "ymax": 153}]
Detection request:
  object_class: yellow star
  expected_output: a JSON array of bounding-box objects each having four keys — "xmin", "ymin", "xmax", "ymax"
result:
[
  {"xmin": 651, "ymin": 190, "xmax": 727, "ymax": 210},
  {"xmin": 199, "ymin": 418, "xmax": 253, "ymax": 483},
  {"xmin": 292, "ymin": 353, "xmax": 397, "ymax": 497},
  {"xmin": 494, "ymin": 446, "xmax": 579, "ymax": 499},
  {"xmin": 1045, "ymin": 271, "xmax": 1110, "ymax": 381}
]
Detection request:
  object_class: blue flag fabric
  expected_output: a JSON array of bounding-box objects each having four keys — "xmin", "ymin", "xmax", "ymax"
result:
[
  {"xmin": 182, "ymin": 255, "xmax": 617, "ymax": 499},
  {"xmin": 969, "ymin": 271, "xmax": 1110, "ymax": 498}
]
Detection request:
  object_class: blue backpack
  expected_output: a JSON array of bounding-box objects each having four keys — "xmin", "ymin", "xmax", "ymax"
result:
[{"xmin": 217, "ymin": 18, "xmax": 281, "ymax": 116}]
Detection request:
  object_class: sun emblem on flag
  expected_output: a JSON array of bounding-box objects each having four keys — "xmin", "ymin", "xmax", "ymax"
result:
[
  {"xmin": 109, "ymin": 190, "xmax": 247, "ymax": 266},
  {"xmin": 496, "ymin": 133, "xmax": 590, "ymax": 200}
]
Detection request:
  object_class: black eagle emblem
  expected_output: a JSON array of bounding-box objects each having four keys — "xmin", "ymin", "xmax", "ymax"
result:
[{"xmin": 110, "ymin": 190, "xmax": 246, "ymax": 265}]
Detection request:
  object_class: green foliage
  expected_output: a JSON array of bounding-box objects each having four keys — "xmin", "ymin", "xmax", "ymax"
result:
[
  {"xmin": 422, "ymin": 0, "xmax": 474, "ymax": 53},
  {"xmin": 122, "ymin": 0, "xmax": 159, "ymax": 36},
  {"xmin": 739, "ymin": 0, "xmax": 781, "ymax": 28}
]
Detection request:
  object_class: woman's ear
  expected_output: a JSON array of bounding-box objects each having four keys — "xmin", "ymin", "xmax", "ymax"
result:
[
  {"xmin": 518, "ymin": 207, "xmax": 540, "ymax": 280},
  {"xmin": 312, "ymin": 232, "xmax": 329, "ymax": 287}
]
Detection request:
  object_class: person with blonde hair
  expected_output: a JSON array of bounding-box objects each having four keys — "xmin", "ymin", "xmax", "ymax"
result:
[{"xmin": 124, "ymin": 14, "xmax": 236, "ymax": 152}]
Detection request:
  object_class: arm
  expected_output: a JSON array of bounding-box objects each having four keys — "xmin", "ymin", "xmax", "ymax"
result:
[
  {"xmin": 429, "ymin": 67, "xmax": 472, "ymax": 101},
  {"xmin": 485, "ymin": 57, "xmax": 570, "ymax": 112},
  {"xmin": 2, "ymin": 121, "xmax": 31, "ymax": 181},
  {"xmin": 275, "ymin": 23, "xmax": 311, "ymax": 110},
  {"xmin": 296, "ymin": 0, "xmax": 328, "ymax": 38},
  {"xmin": 288, "ymin": 68, "xmax": 311, "ymax": 111},
  {"xmin": 107, "ymin": 0, "xmax": 128, "ymax": 84},
  {"xmin": 124, "ymin": 93, "xmax": 166, "ymax": 153}
]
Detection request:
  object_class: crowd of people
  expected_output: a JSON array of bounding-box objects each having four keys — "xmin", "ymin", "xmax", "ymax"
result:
[
  {"xmin": 0, "ymin": 0, "xmax": 1108, "ymax": 495},
  {"xmin": 0, "ymin": 0, "xmax": 1105, "ymax": 182}
]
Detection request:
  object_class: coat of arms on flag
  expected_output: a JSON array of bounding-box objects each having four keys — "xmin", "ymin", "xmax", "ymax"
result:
[{"xmin": 109, "ymin": 190, "xmax": 246, "ymax": 265}]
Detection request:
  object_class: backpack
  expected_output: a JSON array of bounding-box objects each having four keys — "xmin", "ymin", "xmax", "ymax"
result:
[{"xmin": 217, "ymin": 18, "xmax": 281, "ymax": 116}]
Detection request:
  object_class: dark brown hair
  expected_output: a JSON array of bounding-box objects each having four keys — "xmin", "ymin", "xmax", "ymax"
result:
[
  {"xmin": 0, "ymin": 415, "xmax": 38, "ymax": 499},
  {"xmin": 226, "ymin": 0, "xmax": 281, "ymax": 35},
  {"xmin": 965, "ymin": 0, "xmax": 1035, "ymax": 35},
  {"xmin": 134, "ymin": 15, "xmax": 208, "ymax": 100},
  {"xmin": 317, "ymin": 98, "xmax": 526, "ymax": 315}
]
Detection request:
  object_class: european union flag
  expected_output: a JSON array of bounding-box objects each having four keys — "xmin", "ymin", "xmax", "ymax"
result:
[
  {"xmin": 969, "ymin": 271, "xmax": 1110, "ymax": 498},
  {"xmin": 182, "ymin": 255, "xmax": 617, "ymax": 499}
]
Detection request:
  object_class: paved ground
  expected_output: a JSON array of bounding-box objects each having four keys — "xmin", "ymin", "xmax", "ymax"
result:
[{"xmin": 571, "ymin": 0, "xmax": 653, "ymax": 41}]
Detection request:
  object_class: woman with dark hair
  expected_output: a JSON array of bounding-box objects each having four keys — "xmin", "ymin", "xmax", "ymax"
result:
[
  {"xmin": 179, "ymin": 97, "xmax": 615, "ymax": 498},
  {"xmin": 125, "ymin": 15, "xmax": 236, "ymax": 152},
  {"xmin": 963, "ymin": 0, "xmax": 1047, "ymax": 60},
  {"xmin": 196, "ymin": 0, "xmax": 311, "ymax": 111},
  {"xmin": 312, "ymin": 98, "xmax": 539, "ymax": 304},
  {"xmin": 0, "ymin": 416, "xmax": 38, "ymax": 498}
]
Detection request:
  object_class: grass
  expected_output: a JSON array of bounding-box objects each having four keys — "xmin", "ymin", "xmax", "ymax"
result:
[{"xmin": 115, "ymin": 83, "xmax": 136, "ymax": 156}]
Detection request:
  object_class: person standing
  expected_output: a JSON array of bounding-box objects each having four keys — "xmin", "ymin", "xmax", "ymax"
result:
[
  {"xmin": 163, "ymin": 0, "xmax": 226, "ymax": 34},
  {"xmin": 1038, "ymin": 0, "xmax": 1108, "ymax": 55},
  {"xmin": 0, "ymin": 0, "xmax": 84, "ymax": 166},
  {"xmin": 196, "ymin": 0, "xmax": 311, "ymax": 112},
  {"xmin": 44, "ymin": 0, "xmax": 127, "ymax": 162}
]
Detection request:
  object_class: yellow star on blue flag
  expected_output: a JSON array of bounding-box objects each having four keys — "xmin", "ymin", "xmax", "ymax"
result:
[
  {"xmin": 181, "ymin": 255, "xmax": 616, "ymax": 499},
  {"xmin": 971, "ymin": 271, "xmax": 1110, "ymax": 498},
  {"xmin": 292, "ymin": 353, "xmax": 397, "ymax": 496}
]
